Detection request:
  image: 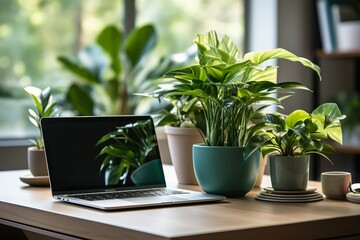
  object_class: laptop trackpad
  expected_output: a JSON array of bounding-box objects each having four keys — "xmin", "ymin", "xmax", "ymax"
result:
[{"xmin": 125, "ymin": 196, "xmax": 183, "ymax": 204}]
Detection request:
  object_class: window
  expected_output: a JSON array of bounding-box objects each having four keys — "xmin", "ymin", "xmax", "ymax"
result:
[{"xmin": 0, "ymin": 0, "xmax": 244, "ymax": 140}]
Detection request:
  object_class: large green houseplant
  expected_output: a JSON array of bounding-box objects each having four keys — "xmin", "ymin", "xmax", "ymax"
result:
[
  {"xmin": 58, "ymin": 24, "xmax": 194, "ymax": 116},
  {"xmin": 150, "ymin": 30, "xmax": 321, "ymax": 197},
  {"xmin": 259, "ymin": 103, "xmax": 345, "ymax": 190}
]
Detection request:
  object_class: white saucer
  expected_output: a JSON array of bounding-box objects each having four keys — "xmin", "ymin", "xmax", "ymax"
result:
[
  {"xmin": 19, "ymin": 174, "xmax": 49, "ymax": 187},
  {"xmin": 256, "ymin": 191, "xmax": 323, "ymax": 203},
  {"xmin": 260, "ymin": 191, "xmax": 321, "ymax": 199},
  {"xmin": 346, "ymin": 192, "xmax": 360, "ymax": 203},
  {"xmin": 263, "ymin": 186, "xmax": 317, "ymax": 195}
]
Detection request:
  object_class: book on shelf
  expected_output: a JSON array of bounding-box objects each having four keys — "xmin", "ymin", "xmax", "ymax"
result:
[{"xmin": 316, "ymin": 0, "xmax": 360, "ymax": 53}]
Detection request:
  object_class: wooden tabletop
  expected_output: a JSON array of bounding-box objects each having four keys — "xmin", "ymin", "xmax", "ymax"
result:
[{"xmin": 1, "ymin": 165, "xmax": 360, "ymax": 240}]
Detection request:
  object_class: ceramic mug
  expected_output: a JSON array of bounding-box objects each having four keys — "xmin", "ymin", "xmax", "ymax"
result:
[{"xmin": 321, "ymin": 171, "xmax": 352, "ymax": 200}]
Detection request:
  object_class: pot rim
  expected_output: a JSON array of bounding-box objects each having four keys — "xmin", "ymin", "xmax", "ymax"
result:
[
  {"xmin": 164, "ymin": 125, "xmax": 202, "ymax": 136},
  {"xmin": 193, "ymin": 143, "xmax": 246, "ymax": 149}
]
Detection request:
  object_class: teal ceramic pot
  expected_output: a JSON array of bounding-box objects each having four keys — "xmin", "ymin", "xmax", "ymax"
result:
[
  {"xmin": 269, "ymin": 155, "xmax": 310, "ymax": 191},
  {"xmin": 193, "ymin": 144, "xmax": 261, "ymax": 197},
  {"xmin": 131, "ymin": 159, "xmax": 165, "ymax": 186}
]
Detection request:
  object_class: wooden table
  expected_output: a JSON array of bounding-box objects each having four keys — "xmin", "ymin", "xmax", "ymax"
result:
[{"xmin": 1, "ymin": 165, "xmax": 360, "ymax": 240}]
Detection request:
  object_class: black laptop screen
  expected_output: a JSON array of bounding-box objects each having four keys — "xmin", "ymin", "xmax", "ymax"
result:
[{"xmin": 41, "ymin": 115, "xmax": 166, "ymax": 194}]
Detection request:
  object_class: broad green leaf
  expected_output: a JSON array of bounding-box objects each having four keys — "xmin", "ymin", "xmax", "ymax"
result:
[
  {"xmin": 326, "ymin": 121, "xmax": 343, "ymax": 144},
  {"xmin": 96, "ymin": 25, "xmax": 122, "ymax": 76},
  {"xmin": 57, "ymin": 56, "xmax": 99, "ymax": 83},
  {"xmin": 285, "ymin": 110, "xmax": 309, "ymax": 128},
  {"xmin": 125, "ymin": 24, "xmax": 156, "ymax": 67},
  {"xmin": 244, "ymin": 48, "xmax": 321, "ymax": 80},
  {"xmin": 67, "ymin": 84, "xmax": 94, "ymax": 115},
  {"xmin": 312, "ymin": 102, "xmax": 344, "ymax": 120}
]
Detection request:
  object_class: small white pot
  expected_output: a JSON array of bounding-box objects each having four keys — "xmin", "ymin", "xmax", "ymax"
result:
[
  {"xmin": 165, "ymin": 126, "xmax": 203, "ymax": 185},
  {"xmin": 155, "ymin": 127, "xmax": 172, "ymax": 165},
  {"xmin": 27, "ymin": 146, "xmax": 48, "ymax": 176}
]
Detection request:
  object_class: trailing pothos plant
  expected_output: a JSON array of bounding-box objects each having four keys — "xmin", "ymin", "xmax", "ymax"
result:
[
  {"xmin": 24, "ymin": 86, "xmax": 58, "ymax": 149},
  {"xmin": 96, "ymin": 118, "xmax": 159, "ymax": 186},
  {"xmin": 149, "ymin": 30, "xmax": 321, "ymax": 159},
  {"xmin": 258, "ymin": 103, "xmax": 345, "ymax": 162}
]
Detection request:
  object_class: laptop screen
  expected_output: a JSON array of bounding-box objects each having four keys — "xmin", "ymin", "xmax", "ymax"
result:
[{"xmin": 41, "ymin": 115, "xmax": 166, "ymax": 195}]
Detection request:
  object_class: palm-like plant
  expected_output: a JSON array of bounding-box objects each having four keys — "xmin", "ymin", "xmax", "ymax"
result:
[
  {"xmin": 151, "ymin": 31, "xmax": 321, "ymax": 151},
  {"xmin": 24, "ymin": 86, "xmax": 58, "ymax": 149},
  {"xmin": 96, "ymin": 119, "xmax": 159, "ymax": 185}
]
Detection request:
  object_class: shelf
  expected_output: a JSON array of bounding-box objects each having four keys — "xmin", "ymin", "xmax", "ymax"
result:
[
  {"xmin": 316, "ymin": 50, "xmax": 360, "ymax": 59},
  {"xmin": 333, "ymin": 143, "xmax": 360, "ymax": 154}
]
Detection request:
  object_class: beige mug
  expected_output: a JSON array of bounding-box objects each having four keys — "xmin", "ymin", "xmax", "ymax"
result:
[{"xmin": 321, "ymin": 171, "xmax": 352, "ymax": 200}]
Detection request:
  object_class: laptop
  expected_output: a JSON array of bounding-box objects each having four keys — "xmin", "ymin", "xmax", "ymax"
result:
[{"xmin": 41, "ymin": 115, "xmax": 225, "ymax": 210}]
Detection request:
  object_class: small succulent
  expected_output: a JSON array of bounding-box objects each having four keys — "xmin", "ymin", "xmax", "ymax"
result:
[{"xmin": 25, "ymin": 86, "xmax": 58, "ymax": 149}]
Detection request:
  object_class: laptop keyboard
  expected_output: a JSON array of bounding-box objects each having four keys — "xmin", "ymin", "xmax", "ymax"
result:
[{"xmin": 70, "ymin": 189, "xmax": 188, "ymax": 201}]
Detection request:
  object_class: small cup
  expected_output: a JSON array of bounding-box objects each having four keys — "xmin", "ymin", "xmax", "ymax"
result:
[{"xmin": 321, "ymin": 171, "xmax": 352, "ymax": 200}]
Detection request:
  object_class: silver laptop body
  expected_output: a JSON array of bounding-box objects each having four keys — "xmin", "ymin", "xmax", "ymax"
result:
[{"xmin": 41, "ymin": 115, "xmax": 225, "ymax": 210}]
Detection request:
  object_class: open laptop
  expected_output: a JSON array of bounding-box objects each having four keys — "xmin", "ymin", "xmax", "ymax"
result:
[{"xmin": 41, "ymin": 115, "xmax": 225, "ymax": 210}]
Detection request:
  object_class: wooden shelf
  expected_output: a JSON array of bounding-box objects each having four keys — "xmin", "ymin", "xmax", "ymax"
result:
[
  {"xmin": 316, "ymin": 49, "xmax": 360, "ymax": 59},
  {"xmin": 333, "ymin": 143, "xmax": 360, "ymax": 154}
]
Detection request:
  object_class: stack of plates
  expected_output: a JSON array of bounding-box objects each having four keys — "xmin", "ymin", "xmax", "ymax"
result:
[
  {"xmin": 256, "ymin": 186, "xmax": 323, "ymax": 203},
  {"xmin": 346, "ymin": 192, "xmax": 360, "ymax": 203}
]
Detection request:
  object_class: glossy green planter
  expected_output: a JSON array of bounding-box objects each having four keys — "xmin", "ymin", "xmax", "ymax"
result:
[
  {"xmin": 193, "ymin": 144, "xmax": 261, "ymax": 197},
  {"xmin": 131, "ymin": 159, "xmax": 165, "ymax": 186},
  {"xmin": 269, "ymin": 155, "xmax": 310, "ymax": 191}
]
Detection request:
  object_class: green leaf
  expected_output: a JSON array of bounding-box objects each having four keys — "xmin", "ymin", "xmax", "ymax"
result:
[
  {"xmin": 312, "ymin": 103, "xmax": 345, "ymax": 144},
  {"xmin": 96, "ymin": 25, "xmax": 122, "ymax": 76},
  {"xmin": 285, "ymin": 110, "xmax": 309, "ymax": 128},
  {"xmin": 125, "ymin": 24, "xmax": 157, "ymax": 67},
  {"xmin": 44, "ymin": 102, "xmax": 57, "ymax": 117},
  {"xmin": 30, "ymin": 94, "xmax": 43, "ymax": 116},
  {"xmin": 40, "ymin": 87, "xmax": 51, "ymax": 110},
  {"xmin": 105, "ymin": 164, "xmax": 122, "ymax": 185},
  {"xmin": 66, "ymin": 84, "xmax": 94, "ymax": 115},
  {"xmin": 312, "ymin": 102, "xmax": 344, "ymax": 121},
  {"xmin": 57, "ymin": 56, "xmax": 99, "ymax": 83},
  {"xmin": 244, "ymin": 48, "xmax": 321, "ymax": 80}
]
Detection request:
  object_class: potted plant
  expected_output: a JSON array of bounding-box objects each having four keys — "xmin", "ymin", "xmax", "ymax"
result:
[
  {"xmin": 149, "ymin": 30, "xmax": 321, "ymax": 197},
  {"xmin": 152, "ymin": 96, "xmax": 205, "ymax": 185},
  {"xmin": 24, "ymin": 86, "xmax": 58, "ymax": 177},
  {"xmin": 57, "ymin": 23, "xmax": 194, "ymax": 116},
  {"xmin": 258, "ymin": 103, "xmax": 345, "ymax": 191}
]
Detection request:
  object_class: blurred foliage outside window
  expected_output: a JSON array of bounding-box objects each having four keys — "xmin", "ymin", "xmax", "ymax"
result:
[{"xmin": 0, "ymin": 0, "xmax": 244, "ymax": 140}]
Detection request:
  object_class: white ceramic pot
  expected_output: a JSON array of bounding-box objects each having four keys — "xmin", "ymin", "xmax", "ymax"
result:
[
  {"xmin": 27, "ymin": 146, "xmax": 48, "ymax": 176},
  {"xmin": 165, "ymin": 126, "xmax": 203, "ymax": 185},
  {"xmin": 155, "ymin": 127, "xmax": 172, "ymax": 165}
]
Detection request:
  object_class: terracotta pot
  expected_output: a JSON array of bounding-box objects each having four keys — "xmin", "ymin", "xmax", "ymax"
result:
[
  {"xmin": 165, "ymin": 126, "xmax": 203, "ymax": 185},
  {"xmin": 27, "ymin": 146, "xmax": 48, "ymax": 176}
]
